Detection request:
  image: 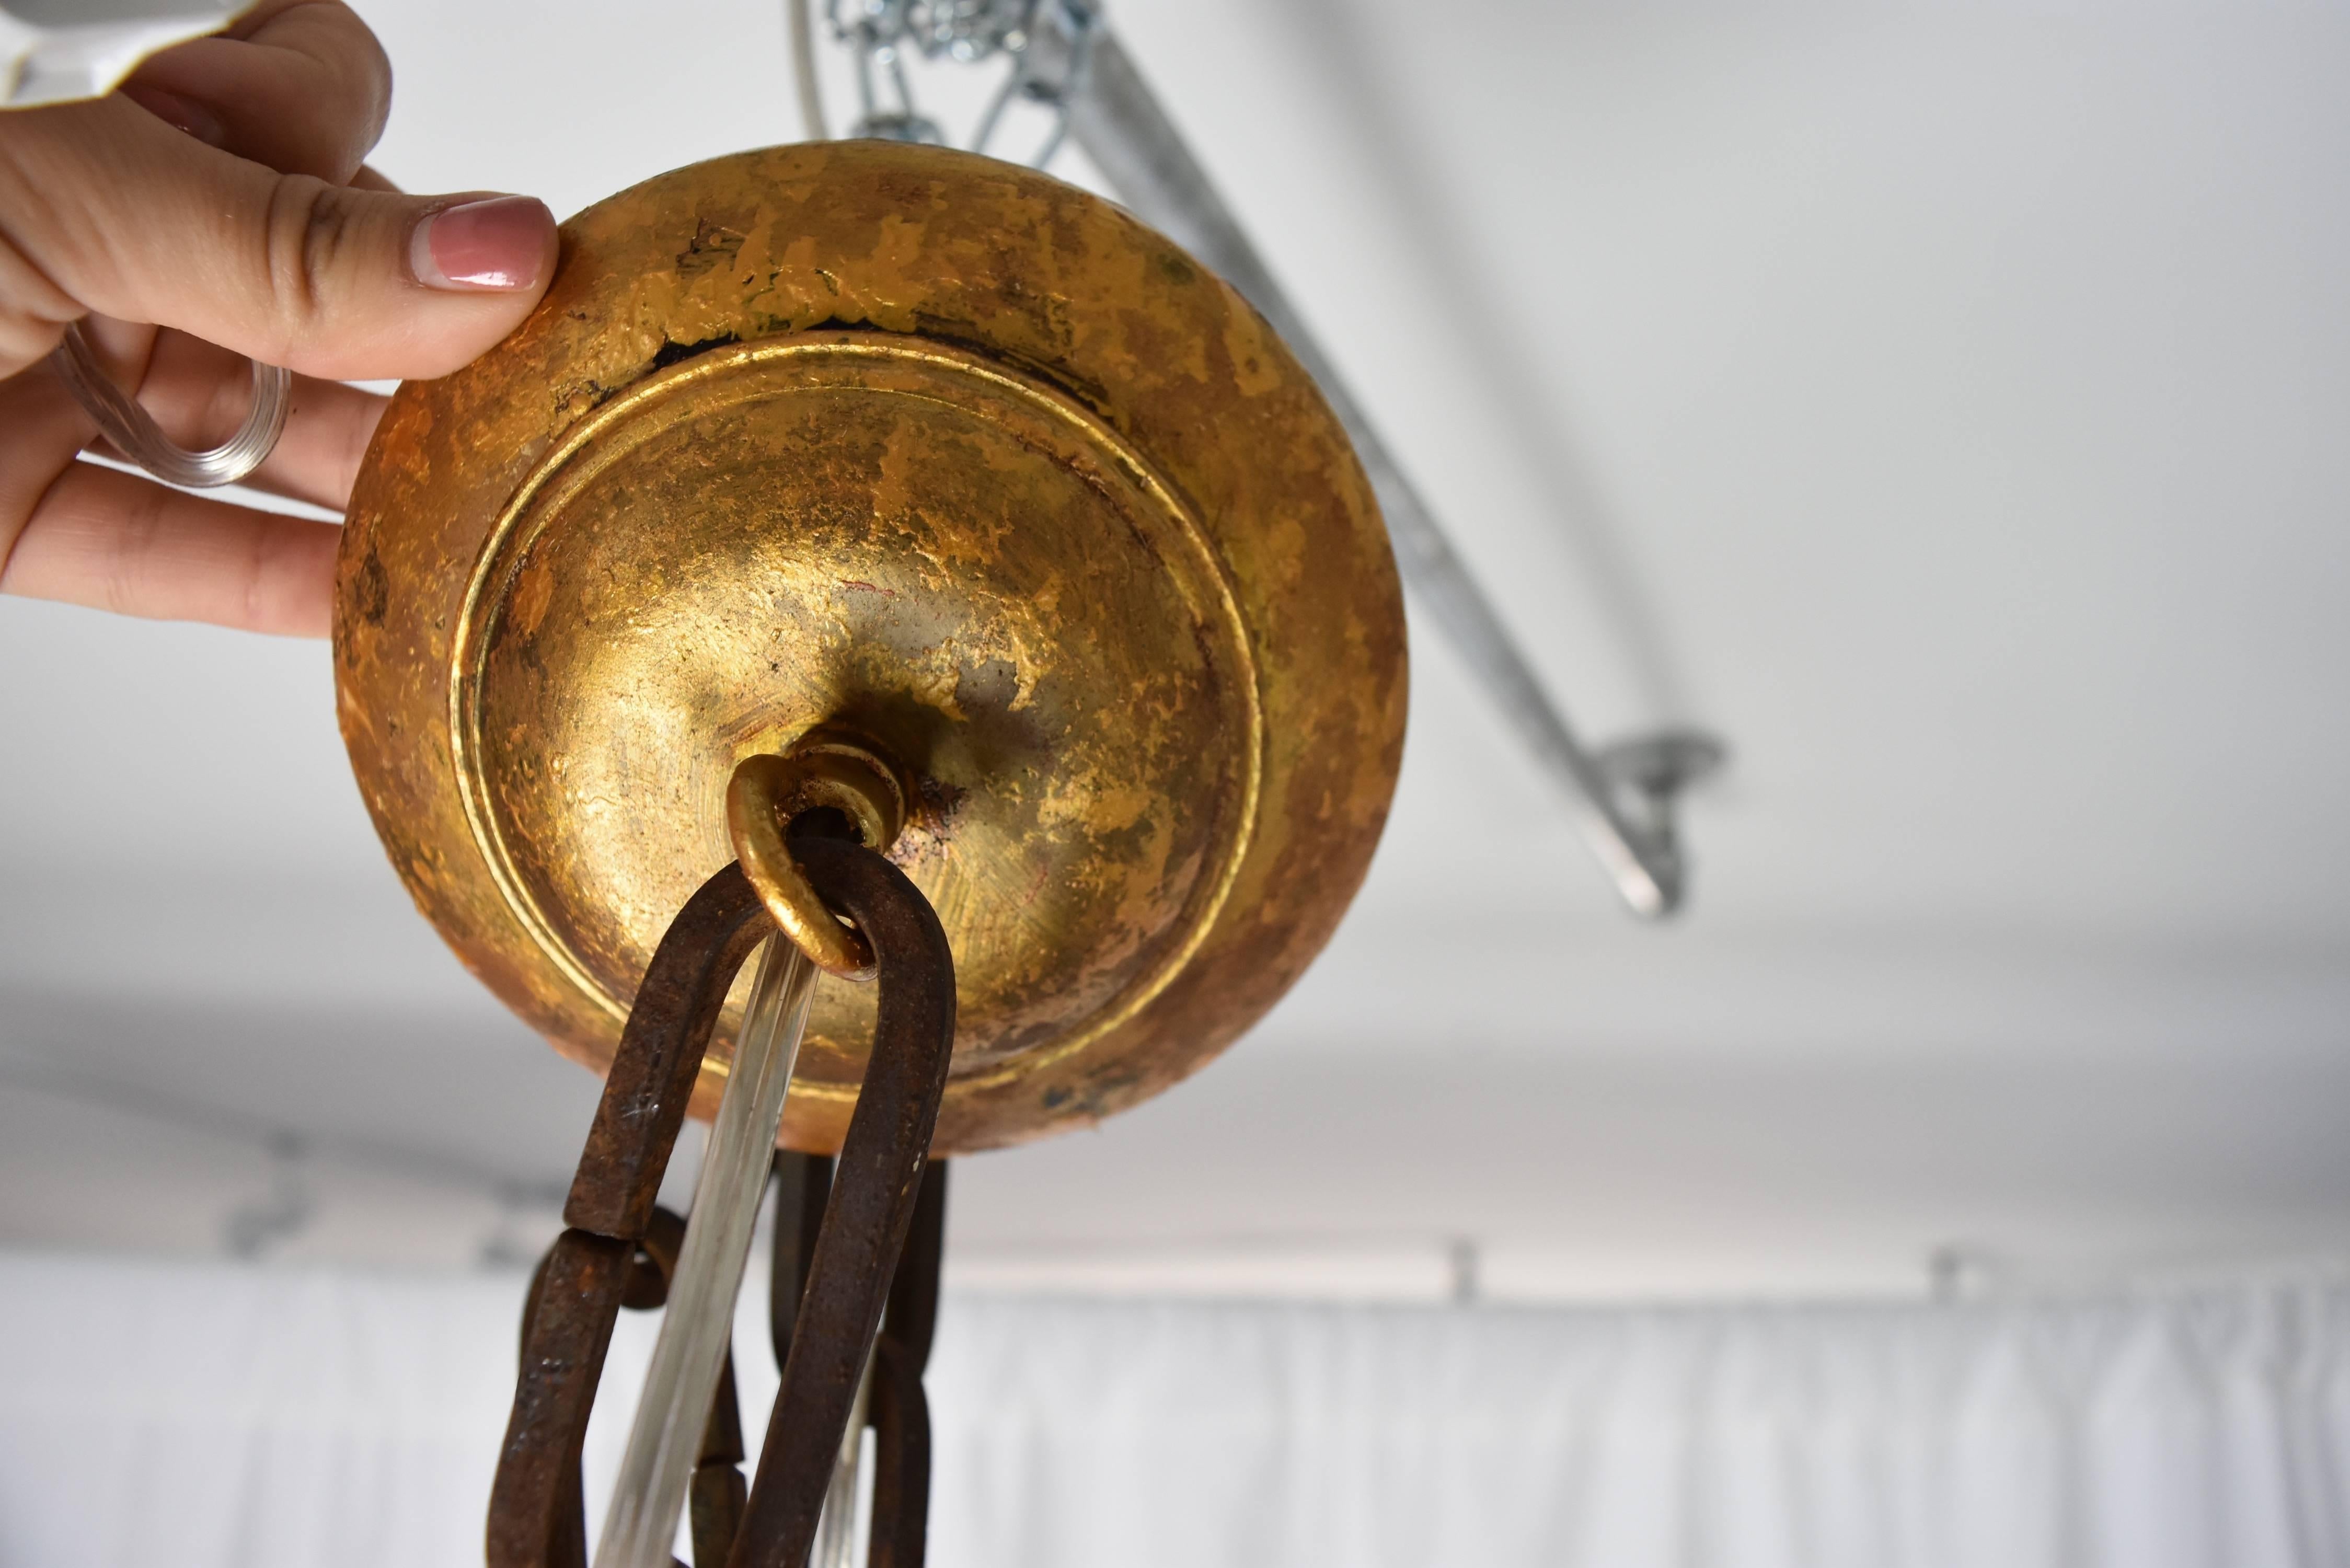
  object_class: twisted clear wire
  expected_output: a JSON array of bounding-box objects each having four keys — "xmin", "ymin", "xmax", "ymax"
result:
[
  {"xmin": 49, "ymin": 320, "xmax": 290, "ymax": 489},
  {"xmin": 594, "ymin": 935, "xmax": 819, "ymax": 1568}
]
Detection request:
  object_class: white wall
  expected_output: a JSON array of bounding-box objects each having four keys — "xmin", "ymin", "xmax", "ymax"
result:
[{"xmin": 5, "ymin": 1250, "xmax": 2345, "ymax": 1568}]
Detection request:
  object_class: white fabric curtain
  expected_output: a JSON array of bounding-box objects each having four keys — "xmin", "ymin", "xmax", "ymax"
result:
[{"xmin": 1, "ymin": 1251, "xmax": 2344, "ymax": 1568}]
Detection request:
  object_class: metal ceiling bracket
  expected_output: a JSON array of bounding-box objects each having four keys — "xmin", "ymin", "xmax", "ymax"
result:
[
  {"xmin": 791, "ymin": 0, "xmax": 1727, "ymax": 918},
  {"xmin": 1592, "ymin": 730, "xmax": 1727, "ymax": 908}
]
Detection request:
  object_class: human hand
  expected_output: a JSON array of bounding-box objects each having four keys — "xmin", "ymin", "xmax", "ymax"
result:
[{"xmin": 0, "ymin": 0, "xmax": 557, "ymax": 636}]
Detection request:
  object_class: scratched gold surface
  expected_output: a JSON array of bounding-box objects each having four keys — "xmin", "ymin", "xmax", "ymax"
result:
[{"xmin": 333, "ymin": 143, "xmax": 1405, "ymax": 1154}]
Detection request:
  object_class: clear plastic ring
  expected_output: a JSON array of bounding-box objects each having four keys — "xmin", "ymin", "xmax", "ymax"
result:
[{"xmin": 48, "ymin": 320, "xmax": 291, "ymax": 489}]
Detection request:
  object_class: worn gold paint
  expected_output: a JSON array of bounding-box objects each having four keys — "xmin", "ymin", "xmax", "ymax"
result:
[{"xmin": 333, "ymin": 143, "xmax": 1406, "ymax": 1154}]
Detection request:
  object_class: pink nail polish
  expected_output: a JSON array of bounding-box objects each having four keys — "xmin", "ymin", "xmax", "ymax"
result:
[{"xmin": 411, "ymin": 197, "xmax": 552, "ymax": 292}]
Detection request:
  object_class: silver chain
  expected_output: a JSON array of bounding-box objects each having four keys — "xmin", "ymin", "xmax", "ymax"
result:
[{"xmin": 802, "ymin": 0, "xmax": 1099, "ymax": 167}]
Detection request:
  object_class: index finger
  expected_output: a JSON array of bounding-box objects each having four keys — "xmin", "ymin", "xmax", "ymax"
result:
[{"xmin": 119, "ymin": 0, "xmax": 391, "ymax": 182}]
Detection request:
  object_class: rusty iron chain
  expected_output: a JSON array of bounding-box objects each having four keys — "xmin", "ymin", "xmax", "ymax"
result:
[
  {"xmin": 770, "ymin": 1153, "xmax": 949, "ymax": 1568},
  {"xmin": 490, "ymin": 837, "xmax": 955, "ymax": 1568}
]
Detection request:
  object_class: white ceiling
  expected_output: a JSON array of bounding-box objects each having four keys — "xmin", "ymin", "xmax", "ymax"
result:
[{"xmin": 3, "ymin": 0, "xmax": 2346, "ymax": 1300}]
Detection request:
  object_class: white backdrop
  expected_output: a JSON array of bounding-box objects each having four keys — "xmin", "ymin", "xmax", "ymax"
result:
[{"xmin": 0, "ymin": 1250, "xmax": 2344, "ymax": 1568}]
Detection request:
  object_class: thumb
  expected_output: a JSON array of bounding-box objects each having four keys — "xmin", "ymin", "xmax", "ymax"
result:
[{"xmin": 0, "ymin": 96, "xmax": 557, "ymax": 382}]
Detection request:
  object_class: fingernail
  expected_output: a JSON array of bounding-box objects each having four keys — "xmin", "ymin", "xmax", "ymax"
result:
[
  {"xmin": 120, "ymin": 84, "xmax": 226, "ymax": 147},
  {"xmin": 411, "ymin": 197, "xmax": 551, "ymax": 292}
]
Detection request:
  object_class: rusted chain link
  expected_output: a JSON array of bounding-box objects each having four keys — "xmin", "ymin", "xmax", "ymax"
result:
[
  {"xmin": 731, "ymin": 837, "xmax": 954, "ymax": 1568},
  {"xmin": 869, "ymin": 1161, "xmax": 948, "ymax": 1568},
  {"xmin": 768, "ymin": 1154, "xmax": 948, "ymax": 1568},
  {"xmin": 523, "ymin": 1207, "xmax": 754, "ymax": 1566},
  {"xmin": 489, "ymin": 838, "xmax": 955, "ymax": 1568}
]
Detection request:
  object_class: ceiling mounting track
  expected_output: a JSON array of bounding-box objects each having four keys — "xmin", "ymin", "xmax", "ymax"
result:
[{"xmin": 793, "ymin": 0, "xmax": 1725, "ymax": 917}]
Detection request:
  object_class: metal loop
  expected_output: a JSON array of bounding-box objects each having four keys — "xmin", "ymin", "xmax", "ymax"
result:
[
  {"xmin": 48, "ymin": 319, "xmax": 290, "ymax": 489},
  {"xmin": 727, "ymin": 742, "xmax": 907, "ymax": 981},
  {"xmin": 971, "ymin": 1, "xmax": 1095, "ymax": 168}
]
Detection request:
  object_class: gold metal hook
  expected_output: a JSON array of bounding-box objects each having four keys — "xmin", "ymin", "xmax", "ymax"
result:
[{"xmin": 725, "ymin": 735, "xmax": 908, "ymax": 981}]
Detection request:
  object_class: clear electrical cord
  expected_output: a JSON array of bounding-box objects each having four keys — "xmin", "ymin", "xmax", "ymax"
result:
[
  {"xmin": 594, "ymin": 934, "xmax": 818, "ymax": 1568},
  {"xmin": 48, "ymin": 321, "xmax": 290, "ymax": 489},
  {"xmin": 812, "ymin": 1350, "xmax": 876, "ymax": 1568}
]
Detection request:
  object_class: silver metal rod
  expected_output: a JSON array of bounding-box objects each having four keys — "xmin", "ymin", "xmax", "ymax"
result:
[
  {"xmin": 790, "ymin": 0, "xmax": 827, "ymax": 142},
  {"xmin": 1066, "ymin": 32, "xmax": 1683, "ymax": 915},
  {"xmin": 594, "ymin": 935, "xmax": 819, "ymax": 1568}
]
